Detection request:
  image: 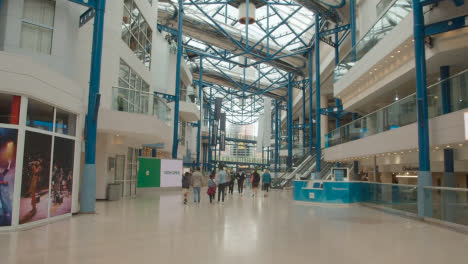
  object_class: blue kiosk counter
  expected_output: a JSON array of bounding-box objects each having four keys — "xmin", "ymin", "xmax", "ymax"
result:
[{"xmin": 294, "ymin": 180, "xmax": 366, "ymax": 203}]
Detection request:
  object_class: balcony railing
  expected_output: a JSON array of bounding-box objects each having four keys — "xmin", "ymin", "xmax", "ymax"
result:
[
  {"xmin": 112, "ymin": 87, "xmax": 172, "ymax": 125},
  {"xmin": 334, "ymin": 0, "xmax": 412, "ymax": 83},
  {"xmin": 424, "ymin": 187, "xmax": 468, "ymax": 227},
  {"xmin": 326, "ymin": 69, "xmax": 468, "ymax": 148}
]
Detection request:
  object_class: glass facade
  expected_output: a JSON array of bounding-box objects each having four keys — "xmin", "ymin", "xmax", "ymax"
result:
[
  {"xmin": 122, "ymin": 0, "xmax": 152, "ymax": 69},
  {"xmin": 20, "ymin": 0, "xmax": 55, "ymax": 54},
  {"xmin": 115, "ymin": 59, "xmax": 150, "ymax": 115}
]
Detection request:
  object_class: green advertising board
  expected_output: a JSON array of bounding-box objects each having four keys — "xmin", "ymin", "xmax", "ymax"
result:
[{"xmin": 137, "ymin": 158, "xmax": 161, "ymax": 188}]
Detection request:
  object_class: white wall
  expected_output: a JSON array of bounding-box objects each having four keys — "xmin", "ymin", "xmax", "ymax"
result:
[{"xmin": 0, "ymin": 0, "xmax": 82, "ymax": 81}]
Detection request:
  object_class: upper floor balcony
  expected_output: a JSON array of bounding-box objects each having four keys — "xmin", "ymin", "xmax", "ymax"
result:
[
  {"xmin": 325, "ymin": 69, "xmax": 468, "ymax": 152},
  {"xmin": 334, "ymin": 0, "xmax": 412, "ymax": 84}
]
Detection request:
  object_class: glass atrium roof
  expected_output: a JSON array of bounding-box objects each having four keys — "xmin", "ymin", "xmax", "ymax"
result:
[{"xmin": 163, "ymin": 0, "xmax": 318, "ymax": 124}]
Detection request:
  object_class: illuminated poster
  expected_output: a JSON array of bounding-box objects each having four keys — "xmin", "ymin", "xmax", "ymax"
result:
[
  {"xmin": 50, "ymin": 137, "xmax": 74, "ymax": 217},
  {"xmin": 0, "ymin": 128, "xmax": 18, "ymax": 226},
  {"xmin": 20, "ymin": 131, "xmax": 52, "ymax": 224}
]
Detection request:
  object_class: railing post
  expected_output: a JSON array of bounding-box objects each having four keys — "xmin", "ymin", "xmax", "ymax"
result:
[
  {"xmin": 412, "ymin": 0, "xmax": 432, "ymax": 218},
  {"xmin": 81, "ymin": 0, "xmax": 106, "ymax": 213}
]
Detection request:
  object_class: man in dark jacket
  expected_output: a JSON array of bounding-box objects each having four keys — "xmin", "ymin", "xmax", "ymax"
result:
[{"xmin": 237, "ymin": 170, "xmax": 245, "ymax": 194}]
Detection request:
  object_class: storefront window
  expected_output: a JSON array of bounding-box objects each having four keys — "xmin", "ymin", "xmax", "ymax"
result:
[
  {"xmin": 55, "ymin": 108, "xmax": 77, "ymax": 136},
  {"xmin": 27, "ymin": 99, "xmax": 54, "ymax": 131},
  {"xmin": 0, "ymin": 94, "xmax": 21, "ymax": 125}
]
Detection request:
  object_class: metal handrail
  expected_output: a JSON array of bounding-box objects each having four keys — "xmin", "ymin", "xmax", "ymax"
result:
[{"xmin": 424, "ymin": 186, "xmax": 468, "ymax": 192}]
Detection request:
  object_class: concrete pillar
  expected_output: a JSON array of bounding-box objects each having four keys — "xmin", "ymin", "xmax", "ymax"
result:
[{"xmin": 320, "ymin": 95, "xmax": 328, "ymax": 149}]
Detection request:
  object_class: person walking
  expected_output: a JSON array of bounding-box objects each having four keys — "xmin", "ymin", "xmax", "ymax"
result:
[
  {"xmin": 191, "ymin": 167, "xmax": 203, "ymax": 204},
  {"xmin": 182, "ymin": 171, "xmax": 191, "ymax": 204},
  {"xmin": 251, "ymin": 168, "xmax": 260, "ymax": 197},
  {"xmin": 207, "ymin": 172, "xmax": 216, "ymax": 204},
  {"xmin": 228, "ymin": 168, "xmax": 235, "ymax": 195},
  {"xmin": 262, "ymin": 169, "xmax": 272, "ymax": 196},
  {"xmin": 237, "ymin": 170, "xmax": 245, "ymax": 194},
  {"xmin": 216, "ymin": 165, "xmax": 227, "ymax": 203}
]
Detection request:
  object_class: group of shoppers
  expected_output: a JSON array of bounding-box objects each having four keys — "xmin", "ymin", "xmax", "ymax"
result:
[{"xmin": 181, "ymin": 165, "xmax": 273, "ymax": 204}]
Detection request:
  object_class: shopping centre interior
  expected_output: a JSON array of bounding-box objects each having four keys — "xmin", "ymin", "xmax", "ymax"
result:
[{"xmin": 1, "ymin": 0, "xmax": 468, "ymax": 263}]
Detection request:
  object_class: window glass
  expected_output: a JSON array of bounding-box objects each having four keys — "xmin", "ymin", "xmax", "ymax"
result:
[
  {"xmin": 55, "ymin": 108, "xmax": 76, "ymax": 136},
  {"xmin": 121, "ymin": 0, "xmax": 152, "ymax": 69},
  {"xmin": 26, "ymin": 99, "xmax": 54, "ymax": 131},
  {"xmin": 20, "ymin": 0, "xmax": 55, "ymax": 54},
  {"xmin": 113, "ymin": 60, "xmax": 151, "ymax": 115},
  {"xmin": 0, "ymin": 94, "xmax": 21, "ymax": 125}
]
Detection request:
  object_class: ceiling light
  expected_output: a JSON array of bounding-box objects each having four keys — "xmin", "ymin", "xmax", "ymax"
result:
[
  {"xmin": 459, "ymin": 143, "xmax": 463, "ymax": 147},
  {"xmin": 391, "ymin": 55, "xmax": 394, "ymax": 58},
  {"xmin": 435, "ymin": 146, "xmax": 439, "ymax": 150},
  {"xmin": 116, "ymin": 134, "xmax": 120, "ymax": 137},
  {"xmin": 396, "ymin": 175, "xmax": 418, "ymax": 178},
  {"xmin": 446, "ymin": 145, "xmax": 451, "ymax": 148},
  {"xmin": 397, "ymin": 50, "xmax": 401, "ymax": 53}
]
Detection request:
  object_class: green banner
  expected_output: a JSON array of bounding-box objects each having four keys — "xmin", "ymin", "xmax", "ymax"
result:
[{"xmin": 137, "ymin": 158, "xmax": 161, "ymax": 188}]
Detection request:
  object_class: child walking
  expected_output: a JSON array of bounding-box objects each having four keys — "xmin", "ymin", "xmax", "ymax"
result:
[{"xmin": 207, "ymin": 172, "xmax": 216, "ymax": 204}]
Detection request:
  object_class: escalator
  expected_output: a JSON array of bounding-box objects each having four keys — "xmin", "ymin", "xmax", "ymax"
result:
[{"xmin": 272, "ymin": 154, "xmax": 354, "ymax": 189}]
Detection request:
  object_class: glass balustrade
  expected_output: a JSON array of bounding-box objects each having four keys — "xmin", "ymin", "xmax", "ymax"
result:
[
  {"xmin": 361, "ymin": 182, "xmax": 418, "ymax": 215},
  {"xmin": 334, "ymin": 0, "xmax": 412, "ymax": 83},
  {"xmin": 112, "ymin": 87, "xmax": 172, "ymax": 125},
  {"xmin": 326, "ymin": 70, "xmax": 468, "ymax": 148},
  {"xmin": 424, "ymin": 187, "xmax": 468, "ymax": 227}
]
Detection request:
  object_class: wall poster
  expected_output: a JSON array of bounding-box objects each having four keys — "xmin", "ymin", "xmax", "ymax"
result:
[
  {"xmin": 20, "ymin": 131, "xmax": 52, "ymax": 224},
  {"xmin": 0, "ymin": 128, "xmax": 18, "ymax": 226},
  {"xmin": 50, "ymin": 137, "xmax": 74, "ymax": 217}
]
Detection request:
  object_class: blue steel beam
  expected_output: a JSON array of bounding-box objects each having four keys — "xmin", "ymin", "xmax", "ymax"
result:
[
  {"xmin": 287, "ymin": 73, "xmax": 293, "ymax": 169},
  {"xmin": 188, "ymin": 0, "xmax": 247, "ymax": 53},
  {"xmin": 412, "ymin": 0, "xmax": 432, "ymax": 218},
  {"xmin": 76, "ymin": 0, "xmax": 105, "ymax": 213},
  {"xmin": 302, "ymin": 79, "xmax": 306, "ymax": 151},
  {"xmin": 197, "ymin": 57, "xmax": 203, "ymax": 166},
  {"xmin": 425, "ymin": 15, "xmax": 468, "ymax": 36},
  {"xmin": 308, "ymin": 52, "xmax": 313, "ymax": 155},
  {"xmin": 350, "ymin": 0, "xmax": 356, "ymax": 48},
  {"xmin": 315, "ymin": 15, "xmax": 321, "ymax": 176},
  {"xmin": 245, "ymin": 6, "xmax": 302, "ymax": 53},
  {"xmin": 270, "ymin": 6, "xmax": 308, "ymax": 47},
  {"xmin": 275, "ymin": 100, "xmax": 280, "ymax": 172},
  {"xmin": 172, "ymin": 0, "xmax": 184, "ymax": 159},
  {"xmin": 319, "ymin": 24, "xmax": 351, "ymax": 37}
]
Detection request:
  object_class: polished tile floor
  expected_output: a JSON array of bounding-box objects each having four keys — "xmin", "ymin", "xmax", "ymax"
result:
[{"xmin": 1, "ymin": 189, "xmax": 468, "ymax": 264}]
